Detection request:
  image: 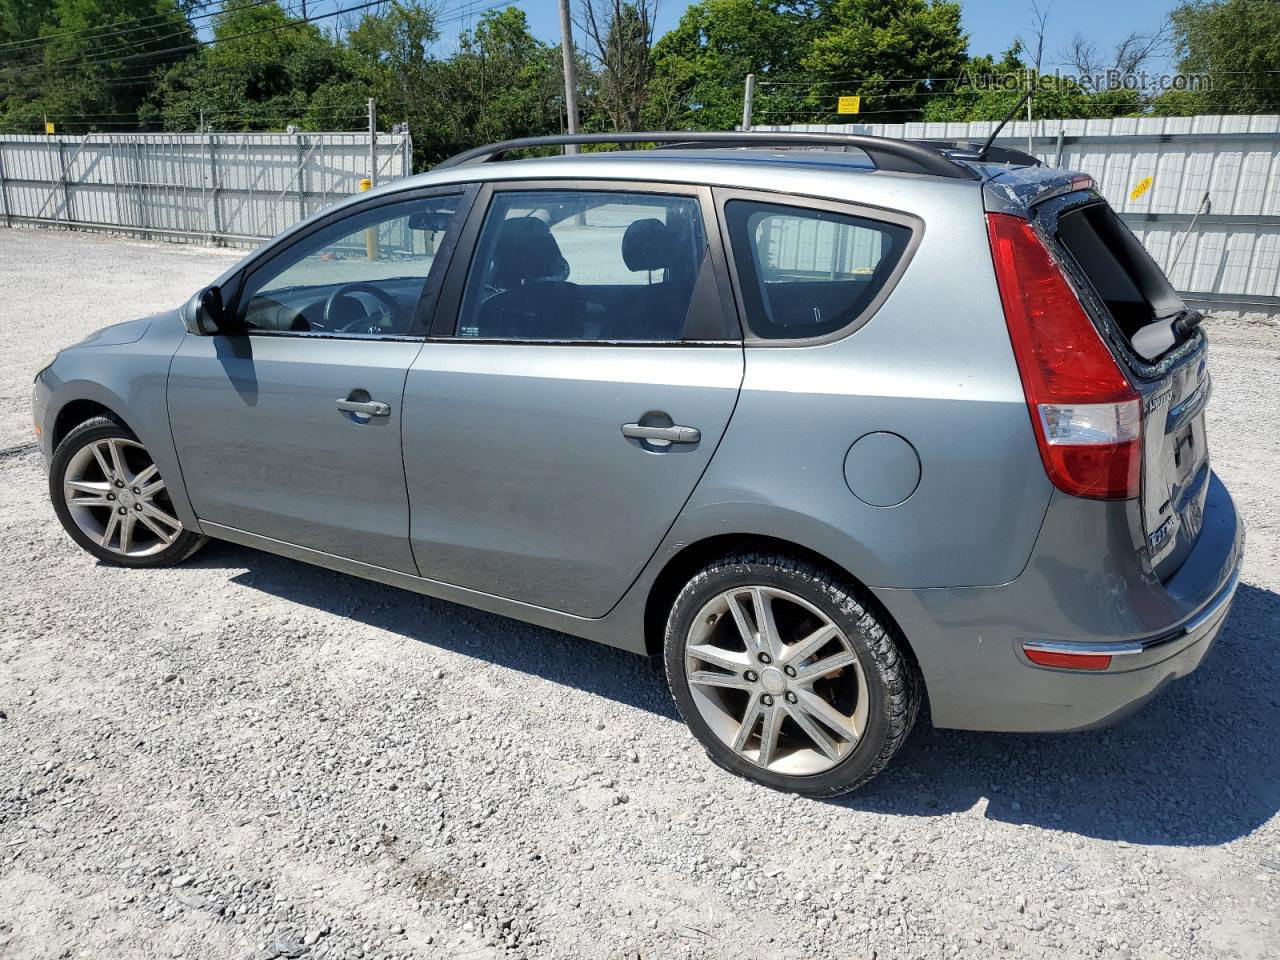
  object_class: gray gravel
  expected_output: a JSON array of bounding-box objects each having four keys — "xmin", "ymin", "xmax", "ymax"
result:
[{"xmin": 2, "ymin": 226, "xmax": 1279, "ymax": 960}]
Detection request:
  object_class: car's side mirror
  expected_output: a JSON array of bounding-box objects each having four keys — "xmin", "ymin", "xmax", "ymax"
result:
[{"xmin": 184, "ymin": 285, "xmax": 226, "ymax": 335}]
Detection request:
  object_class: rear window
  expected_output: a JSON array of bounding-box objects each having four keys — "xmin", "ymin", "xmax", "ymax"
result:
[
  {"xmin": 725, "ymin": 200, "xmax": 913, "ymax": 340},
  {"xmin": 1054, "ymin": 202, "xmax": 1185, "ymax": 344}
]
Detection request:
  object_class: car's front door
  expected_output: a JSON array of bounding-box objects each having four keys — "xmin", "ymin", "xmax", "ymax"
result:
[
  {"xmin": 402, "ymin": 182, "xmax": 744, "ymax": 618},
  {"xmin": 168, "ymin": 188, "xmax": 470, "ymax": 572}
]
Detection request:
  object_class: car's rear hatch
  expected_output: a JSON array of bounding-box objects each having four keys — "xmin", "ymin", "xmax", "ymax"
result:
[{"xmin": 1031, "ymin": 189, "xmax": 1211, "ymax": 580}]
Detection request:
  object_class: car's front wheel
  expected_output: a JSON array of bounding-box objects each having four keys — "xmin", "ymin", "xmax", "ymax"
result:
[
  {"xmin": 49, "ymin": 416, "xmax": 207, "ymax": 567},
  {"xmin": 664, "ymin": 552, "xmax": 921, "ymax": 796}
]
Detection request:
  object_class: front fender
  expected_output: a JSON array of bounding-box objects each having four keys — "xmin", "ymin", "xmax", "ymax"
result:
[{"xmin": 37, "ymin": 315, "xmax": 197, "ymax": 529}]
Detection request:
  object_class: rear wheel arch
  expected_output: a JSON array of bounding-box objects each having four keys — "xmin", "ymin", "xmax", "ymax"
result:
[{"xmin": 642, "ymin": 534, "xmax": 925, "ymax": 696}]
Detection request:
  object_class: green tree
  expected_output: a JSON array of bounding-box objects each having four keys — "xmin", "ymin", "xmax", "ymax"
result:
[
  {"xmin": 1170, "ymin": 0, "xmax": 1280, "ymax": 113},
  {"xmin": 410, "ymin": 7, "xmax": 563, "ymax": 165},
  {"xmin": 1, "ymin": 0, "xmax": 192, "ymax": 132},
  {"xmin": 144, "ymin": 0, "xmax": 359, "ymax": 131},
  {"xmin": 800, "ymin": 0, "xmax": 968, "ymax": 122},
  {"xmin": 922, "ymin": 44, "xmax": 1144, "ymax": 122},
  {"xmin": 648, "ymin": 0, "xmax": 813, "ymax": 129},
  {"xmin": 0, "ymin": 0, "xmax": 56, "ymax": 46}
]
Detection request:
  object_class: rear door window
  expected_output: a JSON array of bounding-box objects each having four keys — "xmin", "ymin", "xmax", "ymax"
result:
[
  {"xmin": 724, "ymin": 199, "xmax": 913, "ymax": 340},
  {"xmin": 456, "ymin": 189, "xmax": 709, "ymax": 341}
]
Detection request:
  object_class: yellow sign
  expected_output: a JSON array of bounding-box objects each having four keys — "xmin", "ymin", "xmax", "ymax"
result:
[
  {"xmin": 837, "ymin": 95, "xmax": 862, "ymax": 115},
  {"xmin": 1130, "ymin": 176, "xmax": 1154, "ymax": 201},
  {"xmin": 45, "ymin": 121, "xmax": 55, "ymax": 134}
]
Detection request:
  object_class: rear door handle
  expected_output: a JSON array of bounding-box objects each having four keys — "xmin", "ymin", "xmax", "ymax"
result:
[
  {"xmin": 336, "ymin": 398, "xmax": 391, "ymax": 417},
  {"xmin": 621, "ymin": 423, "xmax": 701, "ymax": 444}
]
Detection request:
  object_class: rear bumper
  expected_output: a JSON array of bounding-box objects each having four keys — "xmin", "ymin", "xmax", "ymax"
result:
[{"xmin": 875, "ymin": 471, "xmax": 1244, "ymax": 732}]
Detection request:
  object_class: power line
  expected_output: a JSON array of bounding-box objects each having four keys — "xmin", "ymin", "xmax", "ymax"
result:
[
  {"xmin": 0, "ymin": 0, "xmax": 292, "ymax": 67},
  {"xmin": 0, "ymin": 0, "xmax": 223, "ymax": 53},
  {"xmin": 2, "ymin": 0, "xmax": 505, "ymax": 82},
  {"xmin": 0, "ymin": 0, "xmax": 390, "ymax": 81}
]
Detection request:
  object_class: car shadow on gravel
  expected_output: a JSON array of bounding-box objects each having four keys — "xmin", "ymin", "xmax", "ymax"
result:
[
  {"xmin": 197, "ymin": 541, "xmax": 682, "ymax": 721},
  {"xmin": 199, "ymin": 541, "xmax": 1278, "ymax": 847},
  {"xmin": 835, "ymin": 582, "xmax": 1280, "ymax": 847}
]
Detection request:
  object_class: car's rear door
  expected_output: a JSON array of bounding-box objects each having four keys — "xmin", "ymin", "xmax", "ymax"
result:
[
  {"xmin": 402, "ymin": 181, "xmax": 743, "ymax": 617},
  {"xmin": 167, "ymin": 187, "xmax": 471, "ymax": 572}
]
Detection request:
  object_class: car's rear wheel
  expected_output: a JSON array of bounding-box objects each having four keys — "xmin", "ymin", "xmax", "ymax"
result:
[
  {"xmin": 50, "ymin": 416, "xmax": 207, "ymax": 568},
  {"xmin": 664, "ymin": 552, "xmax": 920, "ymax": 796}
]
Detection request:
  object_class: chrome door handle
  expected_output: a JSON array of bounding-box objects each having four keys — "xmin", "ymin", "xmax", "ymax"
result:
[
  {"xmin": 336, "ymin": 398, "xmax": 391, "ymax": 417},
  {"xmin": 621, "ymin": 423, "xmax": 701, "ymax": 444}
]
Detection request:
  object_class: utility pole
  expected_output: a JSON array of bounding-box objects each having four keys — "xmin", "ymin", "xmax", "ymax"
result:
[
  {"xmin": 367, "ymin": 98, "xmax": 377, "ymax": 187},
  {"xmin": 741, "ymin": 73, "xmax": 756, "ymax": 131},
  {"xmin": 558, "ymin": 0, "xmax": 579, "ymax": 155},
  {"xmin": 1026, "ymin": 68, "xmax": 1034, "ymax": 156}
]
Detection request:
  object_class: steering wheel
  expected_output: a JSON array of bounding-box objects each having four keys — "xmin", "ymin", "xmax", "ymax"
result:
[{"xmin": 322, "ymin": 282, "xmax": 405, "ymax": 334}]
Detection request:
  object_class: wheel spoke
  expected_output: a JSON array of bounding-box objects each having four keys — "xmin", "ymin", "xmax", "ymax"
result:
[
  {"xmin": 688, "ymin": 669, "xmax": 754, "ymax": 690},
  {"xmin": 725, "ymin": 592, "xmax": 764, "ymax": 657},
  {"xmin": 784, "ymin": 700, "xmax": 842, "ymax": 761},
  {"xmin": 66, "ymin": 479, "xmax": 110, "ymax": 495},
  {"xmin": 730, "ymin": 692, "xmax": 762, "ymax": 753},
  {"xmin": 794, "ymin": 688, "xmax": 859, "ymax": 742},
  {"xmin": 757, "ymin": 703, "xmax": 785, "ymax": 767},
  {"xmin": 118, "ymin": 513, "xmax": 135, "ymax": 554},
  {"xmin": 65, "ymin": 480, "xmax": 112, "ymax": 507},
  {"xmin": 137, "ymin": 511, "xmax": 178, "ymax": 544},
  {"xmin": 106, "ymin": 439, "xmax": 129, "ymax": 483},
  {"xmin": 100, "ymin": 511, "xmax": 121, "ymax": 548},
  {"xmin": 795, "ymin": 649, "xmax": 858, "ymax": 683},
  {"xmin": 141, "ymin": 502, "xmax": 182, "ymax": 533},
  {"xmin": 751, "ymin": 587, "xmax": 785, "ymax": 659},
  {"xmin": 132, "ymin": 464, "xmax": 159, "ymax": 488},
  {"xmin": 139, "ymin": 478, "xmax": 166, "ymax": 498},
  {"xmin": 686, "ymin": 643, "xmax": 751, "ymax": 673},
  {"xmin": 90, "ymin": 442, "xmax": 113, "ymax": 480},
  {"xmin": 781, "ymin": 622, "xmax": 839, "ymax": 666}
]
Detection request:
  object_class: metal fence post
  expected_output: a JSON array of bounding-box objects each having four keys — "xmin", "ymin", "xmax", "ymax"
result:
[
  {"xmin": 57, "ymin": 137, "xmax": 73, "ymax": 225},
  {"xmin": 368, "ymin": 98, "xmax": 377, "ymax": 187},
  {"xmin": 0, "ymin": 141, "xmax": 10, "ymax": 228},
  {"xmin": 207, "ymin": 134, "xmax": 221, "ymax": 243},
  {"xmin": 297, "ymin": 132, "xmax": 307, "ymax": 225}
]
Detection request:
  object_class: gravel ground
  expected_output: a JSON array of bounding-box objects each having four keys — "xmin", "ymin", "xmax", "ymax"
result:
[{"xmin": 2, "ymin": 226, "xmax": 1279, "ymax": 960}]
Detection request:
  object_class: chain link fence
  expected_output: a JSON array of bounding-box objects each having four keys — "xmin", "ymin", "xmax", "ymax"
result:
[{"xmin": 0, "ymin": 130, "xmax": 413, "ymax": 247}]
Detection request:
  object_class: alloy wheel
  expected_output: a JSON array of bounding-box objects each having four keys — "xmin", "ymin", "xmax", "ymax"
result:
[
  {"xmin": 62, "ymin": 437, "xmax": 184, "ymax": 558},
  {"xmin": 684, "ymin": 586, "xmax": 869, "ymax": 777}
]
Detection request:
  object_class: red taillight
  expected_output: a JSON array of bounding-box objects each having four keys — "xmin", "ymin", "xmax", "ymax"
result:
[
  {"xmin": 1023, "ymin": 645, "xmax": 1112, "ymax": 671},
  {"xmin": 987, "ymin": 213, "xmax": 1141, "ymax": 500}
]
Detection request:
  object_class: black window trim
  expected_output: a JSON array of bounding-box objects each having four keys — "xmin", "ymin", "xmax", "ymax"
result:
[
  {"xmin": 224, "ymin": 182, "xmax": 479, "ymax": 343},
  {"xmin": 712, "ymin": 187, "xmax": 923, "ymax": 346},
  {"xmin": 429, "ymin": 178, "xmax": 742, "ymax": 345}
]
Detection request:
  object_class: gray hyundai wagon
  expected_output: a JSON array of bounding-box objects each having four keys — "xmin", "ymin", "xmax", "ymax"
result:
[{"xmin": 33, "ymin": 131, "xmax": 1243, "ymax": 795}]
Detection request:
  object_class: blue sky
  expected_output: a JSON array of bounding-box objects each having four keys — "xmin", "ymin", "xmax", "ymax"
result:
[{"xmin": 516, "ymin": 0, "xmax": 1178, "ymax": 74}]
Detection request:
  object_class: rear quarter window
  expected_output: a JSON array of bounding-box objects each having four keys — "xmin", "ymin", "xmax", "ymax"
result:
[{"xmin": 724, "ymin": 199, "xmax": 914, "ymax": 341}]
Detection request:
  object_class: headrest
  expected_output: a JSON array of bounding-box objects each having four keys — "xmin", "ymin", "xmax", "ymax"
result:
[
  {"xmin": 622, "ymin": 218, "xmax": 671, "ymax": 273},
  {"xmin": 491, "ymin": 217, "xmax": 569, "ymax": 287}
]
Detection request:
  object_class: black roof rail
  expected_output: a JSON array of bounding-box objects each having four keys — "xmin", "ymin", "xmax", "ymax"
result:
[{"xmin": 433, "ymin": 131, "xmax": 980, "ymax": 180}]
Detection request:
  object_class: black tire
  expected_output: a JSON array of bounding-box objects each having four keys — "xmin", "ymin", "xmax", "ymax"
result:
[
  {"xmin": 663, "ymin": 552, "xmax": 921, "ymax": 797},
  {"xmin": 49, "ymin": 415, "xmax": 207, "ymax": 568}
]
